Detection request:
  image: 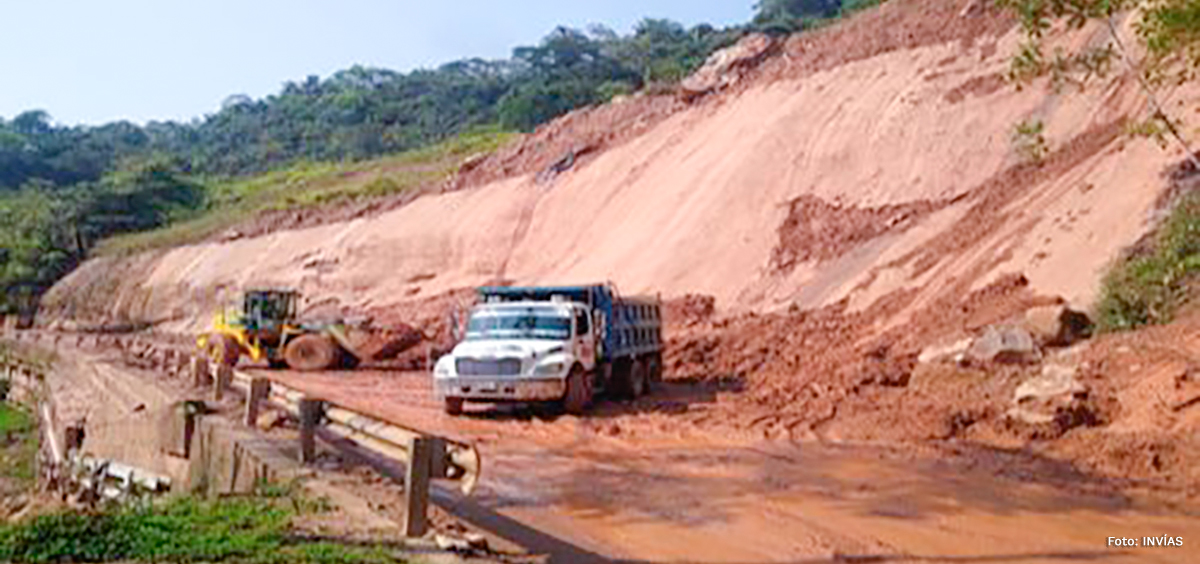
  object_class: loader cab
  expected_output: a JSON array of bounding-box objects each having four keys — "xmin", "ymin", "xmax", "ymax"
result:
[{"xmin": 240, "ymin": 289, "xmax": 298, "ymax": 345}]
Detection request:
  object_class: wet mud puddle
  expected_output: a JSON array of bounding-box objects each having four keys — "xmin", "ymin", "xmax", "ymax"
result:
[{"xmin": 475, "ymin": 437, "xmax": 1200, "ymax": 563}]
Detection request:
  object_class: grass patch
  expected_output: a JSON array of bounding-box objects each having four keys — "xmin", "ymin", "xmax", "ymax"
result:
[
  {"xmin": 1096, "ymin": 192, "xmax": 1200, "ymax": 331},
  {"xmin": 0, "ymin": 494, "xmax": 403, "ymax": 563},
  {"xmin": 0, "ymin": 404, "xmax": 37, "ymax": 487},
  {"xmin": 95, "ymin": 126, "xmax": 515, "ymax": 256}
]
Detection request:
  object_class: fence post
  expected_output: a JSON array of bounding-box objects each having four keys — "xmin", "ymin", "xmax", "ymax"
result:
[
  {"xmin": 212, "ymin": 365, "xmax": 232, "ymax": 402},
  {"xmin": 402, "ymin": 436, "xmax": 432, "ymax": 538},
  {"xmin": 298, "ymin": 398, "xmax": 322, "ymax": 463},
  {"xmin": 244, "ymin": 377, "xmax": 270, "ymax": 427},
  {"xmin": 191, "ymin": 357, "xmax": 210, "ymax": 388}
]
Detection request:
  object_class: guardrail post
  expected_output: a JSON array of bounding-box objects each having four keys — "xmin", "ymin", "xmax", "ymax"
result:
[
  {"xmin": 299, "ymin": 398, "xmax": 323, "ymax": 463},
  {"xmin": 64, "ymin": 422, "xmax": 86, "ymax": 454},
  {"xmin": 212, "ymin": 365, "xmax": 232, "ymax": 401},
  {"xmin": 191, "ymin": 356, "xmax": 210, "ymax": 388},
  {"xmin": 402, "ymin": 436, "xmax": 433, "ymax": 538},
  {"xmin": 244, "ymin": 377, "xmax": 270, "ymax": 427}
]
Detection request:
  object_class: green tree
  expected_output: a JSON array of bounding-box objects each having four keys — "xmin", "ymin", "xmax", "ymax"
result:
[{"xmin": 997, "ymin": 0, "xmax": 1200, "ymax": 167}]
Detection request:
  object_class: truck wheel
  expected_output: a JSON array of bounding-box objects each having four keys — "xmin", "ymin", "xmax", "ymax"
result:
[
  {"xmin": 562, "ymin": 366, "xmax": 592, "ymax": 415},
  {"xmin": 444, "ymin": 397, "xmax": 465, "ymax": 415},
  {"xmin": 648, "ymin": 354, "xmax": 663, "ymax": 383},
  {"xmin": 629, "ymin": 360, "xmax": 647, "ymax": 399},
  {"xmin": 204, "ymin": 334, "xmax": 240, "ymax": 367},
  {"xmin": 283, "ymin": 335, "xmax": 341, "ymax": 371}
]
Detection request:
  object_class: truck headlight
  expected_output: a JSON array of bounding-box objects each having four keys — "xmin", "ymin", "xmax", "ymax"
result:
[
  {"xmin": 535, "ymin": 362, "xmax": 565, "ymax": 376},
  {"xmin": 434, "ymin": 359, "xmax": 454, "ymax": 379}
]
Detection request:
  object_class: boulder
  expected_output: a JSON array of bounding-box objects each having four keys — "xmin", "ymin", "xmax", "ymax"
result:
[
  {"xmin": 965, "ymin": 325, "xmax": 1040, "ymax": 365},
  {"xmin": 1021, "ymin": 304, "xmax": 1093, "ymax": 347},
  {"xmin": 1007, "ymin": 363, "xmax": 1093, "ymax": 427},
  {"xmin": 680, "ymin": 33, "xmax": 778, "ymax": 99},
  {"xmin": 917, "ymin": 337, "xmax": 973, "ymax": 365}
]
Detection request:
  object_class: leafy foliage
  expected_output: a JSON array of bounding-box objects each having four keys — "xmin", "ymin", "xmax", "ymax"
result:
[
  {"xmin": 0, "ymin": 162, "xmax": 201, "ymax": 313},
  {"xmin": 0, "ymin": 495, "xmax": 400, "ymax": 563},
  {"xmin": 94, "ymin": 128, "xmax": 513, "ymax": 256},
  {"xmin": 1097, "ymin": 193, "xmax": 1200, "ymax": 331},
  {"xmin": 0, "ymin": 404, "xmax": 36, "ymax": 486},
  {"xmin": 1012, "ymin": 119, "xmax": 1049, "ymax": 162},
  {"xmin": 753, "ymin": 0, "xmax": 884, "ymax": 33}
]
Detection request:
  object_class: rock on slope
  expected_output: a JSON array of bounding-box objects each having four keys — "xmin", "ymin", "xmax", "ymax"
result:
[{"xmin": 44, "ymin": 0, "xmax": 1196, "ymax": 339}]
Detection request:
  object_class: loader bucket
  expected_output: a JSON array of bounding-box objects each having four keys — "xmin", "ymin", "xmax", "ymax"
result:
[{"xmin": 340, "ymin": 322, "xmax": 423, "ymax": 361}]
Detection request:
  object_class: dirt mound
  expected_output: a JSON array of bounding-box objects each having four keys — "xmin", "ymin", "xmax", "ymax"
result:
[
  {"xmin": 658, "ymin": 272, "xmax": 1199, "ymax": 494},
  {"xmin": 662, "ymin": 294, "xmax": 716, "ymax": 327}
]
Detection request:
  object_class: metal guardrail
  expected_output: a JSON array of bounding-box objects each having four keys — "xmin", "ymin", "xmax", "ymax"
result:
[
  {"xmin": 221, "ymin": 366, "xmax": 482, "ymax": 491},
  {"xmin": 4, "ymin": 330, "xmax": 481, "ymax": 537},
  {"xmin": 191, "ymin": 347, "xmax": 481, "ymax": 537}
]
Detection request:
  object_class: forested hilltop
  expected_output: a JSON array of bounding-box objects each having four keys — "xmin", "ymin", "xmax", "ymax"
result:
[{"xmin": 0, "ymin": 0, "xmax": 866, "ymax": 314}]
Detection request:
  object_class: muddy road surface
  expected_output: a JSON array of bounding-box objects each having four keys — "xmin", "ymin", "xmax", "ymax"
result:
[{"xmin": 250, "ymin": 367, "xmax": 1200, "ymax": 563}]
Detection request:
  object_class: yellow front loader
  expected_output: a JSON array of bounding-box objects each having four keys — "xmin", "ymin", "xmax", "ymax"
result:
[{"xmin": 197, "ymin": 289, "xmax": 421, "ymax": 371}]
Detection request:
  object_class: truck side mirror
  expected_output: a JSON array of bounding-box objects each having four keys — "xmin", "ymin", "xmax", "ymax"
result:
[{"xmin": 449, "ymin": 308, "xmax": 462, "ymax": 342}]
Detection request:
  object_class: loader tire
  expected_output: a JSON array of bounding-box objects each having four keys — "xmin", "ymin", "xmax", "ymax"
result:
[
  {"xmin": 204, "ymin": 334, "xmax": 240, "ymax": 367},
  {"xmin": 283, "ymin": 335, "xmax": 341, "ymax": 371}
]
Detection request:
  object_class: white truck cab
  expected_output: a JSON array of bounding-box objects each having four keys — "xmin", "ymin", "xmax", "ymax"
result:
[{"xmin": 433, "ymin": 300, "xmax": 597, "ymax": 414}]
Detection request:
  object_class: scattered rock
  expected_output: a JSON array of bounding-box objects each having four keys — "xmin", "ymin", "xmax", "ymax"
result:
[
  {"xmin": 959, "ymin": 0, "xmax": 986, "ymax": 17},
  {"xmin": 433, "ymin": 532, "xmax": 489, "ymax": 554},
  {"xmin": 1021, "ymin": 304, "xmax": 1093, "ymax": 347},
  {"xmin": 256, "ymin": 410, "xmax": 291, "ymax": 431},
  {"xmin": 1008, "ymin": 363, "xmax": 1096, "ymax": 432},
  {"xmin": 966, "ymin": 325, "xmax": 1040, "ymax": 365},
  {"xmin": 917, "ymin": 337, "xmax": 973, "ymax": 365},
  {"xmin": 680, "ymin": 33, "xmax": 778, "ymax": 100}
]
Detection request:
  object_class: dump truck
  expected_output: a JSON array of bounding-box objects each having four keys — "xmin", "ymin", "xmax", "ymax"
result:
[
  {"xmin": 433, "ymin": 284, "xmax": 663, "ymax": 415},
  {"xmin": 198, "ymin": 288, "xmax": 422, "ymax": 370}
]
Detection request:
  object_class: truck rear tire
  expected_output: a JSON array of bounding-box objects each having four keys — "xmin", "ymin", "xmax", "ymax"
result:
[
  {"xmin": 648, "ymin": 354, "xmax": 663, "ymax": 383},
  {"xmin": 562, "ymin": 366, "xmax": 592, "ymax": 415},
  {"xmin": 283, "ymin": 334, "xmax": 341, "ymax": 371},
  {"xmin": 612, "ymin": 358, "xmax": 648, "ymax": 399},
  {"xmin": 629, "ymin": 359, "xmax": 647, "ymax": 399},
  {"xmin": 444, "ymin": 397, "xmax": 465, "ymax": 415}
]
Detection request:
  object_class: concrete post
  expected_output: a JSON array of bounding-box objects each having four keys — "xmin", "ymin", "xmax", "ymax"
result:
[
  {"xmin": 212, "ymin": 365, "xmax": 232, "ymax": 402},
  {"xmin": 298, "ymin": 398, "xmax": 323, "ymax": 464},
  {"xmin": 244, "ymin": 377, "xmax": 270, "ymax": 427},
  {"xmin": 192, "ymin": 357, "xmax": 211, "ymax": 388},
  {"xmin": 63, "ymin": 423, "xmax": 86, "ymax": 453},
  {"xmin": 402, "ymin": 436, "xmax": 433, "ymax": 538}
]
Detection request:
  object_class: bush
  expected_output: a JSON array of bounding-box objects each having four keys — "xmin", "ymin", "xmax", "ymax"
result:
[
  {"xmin": 0, "ymin": 495, "xmax": 400, "ymax": 563},
  {"xmin": 1096, "ymin": 192, "xmax": 1200, "ymax": 331}
]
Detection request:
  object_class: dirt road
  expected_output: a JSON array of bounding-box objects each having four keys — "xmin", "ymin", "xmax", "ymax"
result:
[{"xmin": 253, "ymin": 367, "xmax": 1200, "ymax": 563}]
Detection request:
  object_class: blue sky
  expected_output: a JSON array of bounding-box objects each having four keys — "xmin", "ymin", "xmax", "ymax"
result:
[{"xmin": 0, "ymin": 1, "xmax": 753, "ymax": 126}]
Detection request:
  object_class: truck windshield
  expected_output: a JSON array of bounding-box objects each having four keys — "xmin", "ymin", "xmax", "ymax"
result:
[{"xmin": 466, "ymin": 308, "xmax": 571, "ymax": 340}]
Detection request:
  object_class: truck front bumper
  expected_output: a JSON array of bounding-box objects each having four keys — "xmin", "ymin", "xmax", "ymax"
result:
[{"xmin": 435, "ymin": 377, "xmax": 566, "ymax": 402}]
